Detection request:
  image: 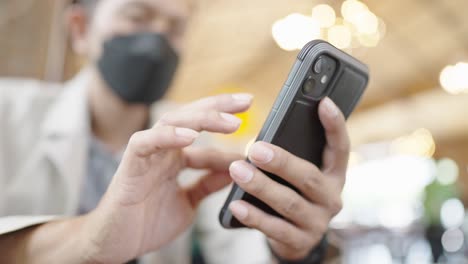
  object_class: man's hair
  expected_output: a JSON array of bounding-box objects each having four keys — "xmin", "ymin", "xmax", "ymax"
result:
[{"xmin": 71, "ymin": 0, "xmax": 97, "ymax": 10}]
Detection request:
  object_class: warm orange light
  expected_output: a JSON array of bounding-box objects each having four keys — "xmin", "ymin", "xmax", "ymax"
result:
[{"xmin": 390, "ymin": 128, "xmax": 436, "ymax": 157}]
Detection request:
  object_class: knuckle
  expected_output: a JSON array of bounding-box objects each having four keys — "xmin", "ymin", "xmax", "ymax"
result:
[
  {"xmin": 282, "ymin": 196, "xmax": 301, "ymax": 216},
  {"xmin": 191, "ymin": 112, "xmax": 209, "ymax": 130},
  {"xmin": 245, "ymin": 212, "xmax": 261, "ymax": 229},
  {"xmin": 128, "ymin": 131, "xmax": 143, "ymax": 146},
  {"xmin": 207, "ymin": 96, "xmax": 221, "ymax": 109},
  {"xmin": 210, "ymin": 111, "xmax": 223, "ymax": 121},
  {"xmin": 199, "ymin": 111, "xmax": 218, "ymax": 127},
  {"xmin": 275, "ymin": 150, "xmax": 290, "ymax": 174},
  {"xmin": 336, "ymin": 142, "xmax": 350, "ymax": 157},
  {"xmin": 302, "ymin": 173, "xmax": 322, "ymax": 193},
  {"xmin": 158, "ymin": 112, "xmax": 175, "ymax": 125},
  {"xmin": 128, "ymin": 131, "xmax": 151, "ymax": 157},
  {"xmin": 303, "ymin": 235, "xmax": 321, "ymax": 251},
  {"xmin": 338, "ymin": 136, "xmax": 351, "ymax": 154},
  {"xmin": 329, "ymin": 197, "xmax": 343, "ymax": 216},
  {"xmin": 275, "ymin": 226, "xmax": 290, "ymax": 242},
  {"xmin": 248, "ymin": 177, "xmax": 266, "ymax": 196},
  {"xmin": 289, "ymin": 236, "xmax": 308, "ymax": 252},
  {"xmin": 315, "ymin": 219, "xmax": 329, "ymax": 235}
]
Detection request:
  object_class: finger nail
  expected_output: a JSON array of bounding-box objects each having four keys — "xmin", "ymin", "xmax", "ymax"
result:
[
  {"xmin": 220, "ymin": 113, "xmax": 242, "ymax": 127},
  {"xmin": 232, "ymin": 93, "xmax": 254, "ymax": 103},
  {"xmin": 175, "ymin": 127, "xmax": 199, "ymax": 139},
  {"xmin": 323, "ymin": 97, "xmax": 339, "ymax": 118},
  {"xmin": 249, "ymin": 143, "xmax": 274, "ymax": 164},
  {"xmin": 229, "ymin": 201, "xmax": 248, "ymax": 220},
  {"xmin": 230, "ymin": 161, "xmax": 254, "ymax": 183}
]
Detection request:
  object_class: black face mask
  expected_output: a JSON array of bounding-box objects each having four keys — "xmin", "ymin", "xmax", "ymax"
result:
[{"xmin": 97, "ymin": 33, "xmax": 179, "ymax": 105}]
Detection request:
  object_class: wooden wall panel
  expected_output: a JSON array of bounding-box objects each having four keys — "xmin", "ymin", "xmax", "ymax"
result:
[{"xmin": 0, "ymin": 0, "xmax": 56, "ymax": 79}]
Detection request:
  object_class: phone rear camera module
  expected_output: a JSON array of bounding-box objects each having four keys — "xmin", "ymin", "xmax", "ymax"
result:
[
  {"xmin": 313, "ymin": 57, "xmax": 324, "ymax": 74},
  {"xmin": 303, "ymin": 55, "xmax": 337, "ymax": 99}
]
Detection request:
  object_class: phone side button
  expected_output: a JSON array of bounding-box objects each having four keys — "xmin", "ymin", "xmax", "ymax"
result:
[
  {"xmin": 285, "ymin": 60, "xmax": 302, "ymax": 86},
  {"xmin": 273, "ymin": 85, "xmax": 288, "ymax": 110}
]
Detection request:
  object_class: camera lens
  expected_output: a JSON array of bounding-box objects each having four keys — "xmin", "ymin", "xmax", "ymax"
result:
[
  {"xmin": 313, "ymin": 57, "xmax": 325, "ymax": 74},
  {"xmin": 302, "ymin": 76, "xmax": 316, "ymax": 95}
]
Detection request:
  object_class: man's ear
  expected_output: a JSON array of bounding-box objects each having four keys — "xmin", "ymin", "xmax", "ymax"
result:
[{"xmin": 64, "ymin": 5, "xmax": 90, "ymax": 55}]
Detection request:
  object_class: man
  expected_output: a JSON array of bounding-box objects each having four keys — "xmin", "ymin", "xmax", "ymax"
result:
[{"xmin": 0, "ymin": 0, "xmax": 349, "ymax": 263}]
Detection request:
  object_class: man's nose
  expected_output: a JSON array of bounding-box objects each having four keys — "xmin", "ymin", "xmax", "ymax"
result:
[{"xmin": 149, "ymin": 16, "xmax": 171, "ymax": 35}]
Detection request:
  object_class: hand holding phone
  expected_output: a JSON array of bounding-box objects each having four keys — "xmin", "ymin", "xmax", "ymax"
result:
[{"xmin": 219, "ymin": 40, "xmax": 368, "ymax": 260}]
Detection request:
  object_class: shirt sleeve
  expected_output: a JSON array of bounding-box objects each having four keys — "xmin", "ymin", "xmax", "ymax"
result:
[
  {"xmin": 0, "ymin": 80, "xmax": 61, "ymax": 236},
  {"xmin": 0, "ymin": 216, "xmax": 60, "ymax": 235}
]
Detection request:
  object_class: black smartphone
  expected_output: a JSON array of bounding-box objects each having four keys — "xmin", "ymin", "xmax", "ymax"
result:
[{"xmin": 219, "ymin": 40, "xmax": 369, "ymax": 228}]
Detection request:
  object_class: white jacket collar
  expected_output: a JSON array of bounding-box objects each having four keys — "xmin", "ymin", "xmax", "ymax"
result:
[
  {"xmin": 37, "ymin": 69, "xmax": 93, "ymax": 214},
  {"xmin": 41, "ymin": 69, "xmax": 92, "ymax": 139}
]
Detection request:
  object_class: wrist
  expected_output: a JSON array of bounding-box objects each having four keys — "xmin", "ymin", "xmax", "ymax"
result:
[
  {"xmin": 78, "ymin": 210, "xmax": 118, "ymax": 264},
  {"xmin": 79, "ymin": 205, "xmax": 138, "ymax": 264},
  {"xmin": 270, "ymin": 236, "xmax": 328, "ymax": 264},
  {"xmin": 13, "ymin": 216, "xmax": 100, "ymax": 264},
  {"xmin": 75, "ymin": 215, "xmax": 104, "ymax": 264}
]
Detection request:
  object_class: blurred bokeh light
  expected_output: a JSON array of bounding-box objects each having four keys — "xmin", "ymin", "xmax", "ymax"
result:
[
  {"xmin": 2, "ymin": 0, "xmax": 468, "ymax": 262},
  {"xmin": 440, "ymin": 62, "xmax": 468, "ymax": 95},
  {"xmin": 271, "ymin": 0, "xmax": 384, "ymax": 51}
]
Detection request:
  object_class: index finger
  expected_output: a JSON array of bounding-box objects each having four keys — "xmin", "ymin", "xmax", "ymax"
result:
[
  {"xmin": 181, "ymin": 93, "xmax": 253, "ymax": 113},
  {"xmin": 183, "ymin": 147, "xmax": 243, "ymax": 171},
  {"xmin": 318, "ymin": 97, "xmax": 350, "ymax": 177}
]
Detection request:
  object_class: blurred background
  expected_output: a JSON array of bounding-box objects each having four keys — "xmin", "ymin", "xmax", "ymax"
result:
[{"xmin": 1, "ymin": 0, "xmax": 468, "ymax": 263}]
